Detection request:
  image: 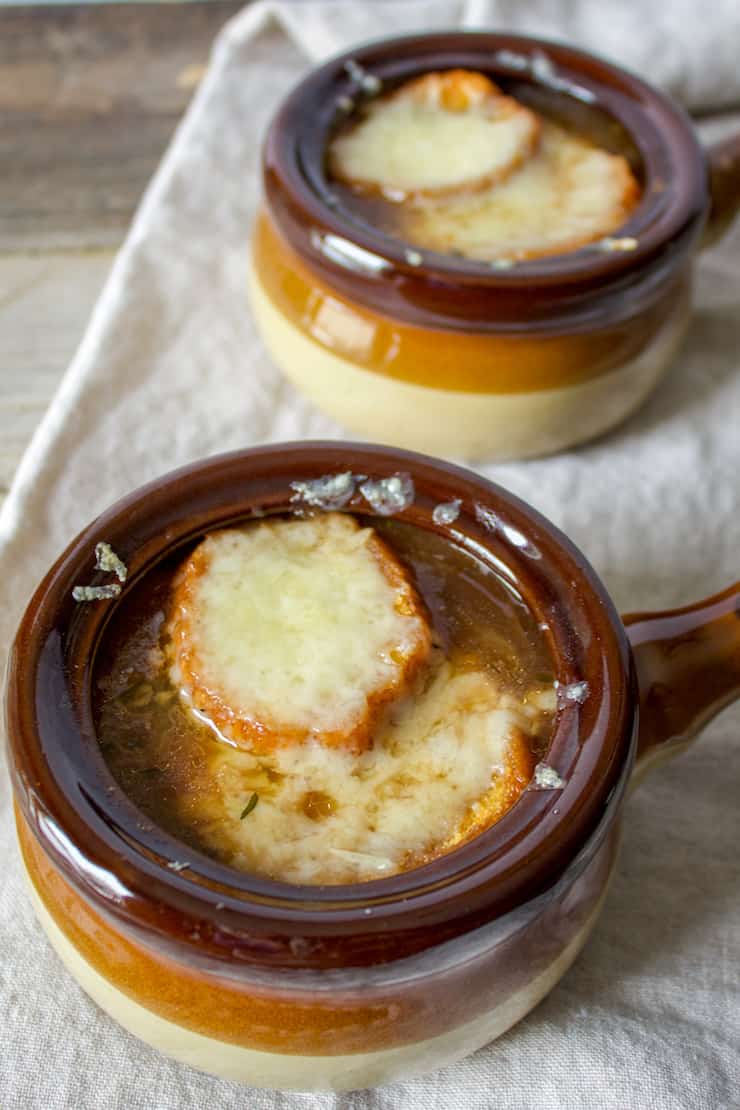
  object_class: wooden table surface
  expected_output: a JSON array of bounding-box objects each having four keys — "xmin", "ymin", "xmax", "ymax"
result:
[{"xmin": 0, "ymin": 2, "xmax": 241, "ymax": 508}]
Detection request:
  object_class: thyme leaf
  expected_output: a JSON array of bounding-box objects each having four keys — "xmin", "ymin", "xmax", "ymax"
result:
[{"xmin": 240, "ymin": 792, "xmax": 259, "ymax": 820}]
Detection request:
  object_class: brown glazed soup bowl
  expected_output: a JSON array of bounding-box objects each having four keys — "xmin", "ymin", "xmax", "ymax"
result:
[
  {"xmin": 5, "ymin": 442, "xmax": 739, "ymax": 1091},
  {"xmin": 249, "ymin": 32, "xmax": 740, "ymax": 461}
]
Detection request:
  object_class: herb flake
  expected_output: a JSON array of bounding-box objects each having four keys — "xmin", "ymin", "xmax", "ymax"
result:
[{"xmin": 240, "ymin": 792, "xmax": 259, "ymax": 820}]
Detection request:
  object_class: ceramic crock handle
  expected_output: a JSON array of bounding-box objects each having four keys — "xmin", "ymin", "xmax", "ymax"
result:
[
  {"xmin": 703, "ymin": 133, "xmax": 740, "ymax": 247},
  {"xmin": 623, "ymin": 582, "xmax": 740, "ymax": 783}
]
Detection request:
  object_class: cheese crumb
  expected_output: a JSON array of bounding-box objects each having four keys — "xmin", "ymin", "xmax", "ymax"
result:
[
  {"xmin": 344, "ymin": 58, "xmax": 382, "ymax": 96},
  {"xmin": 290, "ymin": 471, "xmax": 356, "ymax": 510},
  {"xmin": 360, "ymin": 474, "xmax": 415, "ymax": 515},
  {"xmin": 94, "ymin": 541, "xmax": 128, "ymax": 583},
  {"xmin": 599, "ymin": 236, "xmax": 638, "ymax": 252},
  {"xmin": 532, "ymin": 762, "xmax": 566, "ymax": 789},
  {"xmin": 72, "ymin": 583, "xmax": 122, "ymax": 602},
  {"xmin": 555, "ymin": 680, "xmax": 590, "ymax": 708}
]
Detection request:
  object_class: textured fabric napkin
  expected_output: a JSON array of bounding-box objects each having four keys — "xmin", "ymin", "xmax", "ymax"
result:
[{"xmin": 1, "ymin": 3, "xmax": 739, "ymax": 1107}]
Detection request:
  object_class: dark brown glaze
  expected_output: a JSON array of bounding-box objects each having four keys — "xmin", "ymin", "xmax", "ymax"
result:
[
  {"xmin": 5, "ymin": 443, "xmax": 634, "ymax": 973},
  {"xmin": 624, "ymin": 582, "xmax": 740, "ymax": 774},
  {"xmin": 263, "ymin": 32, "xmax": 710, "ymax": 332},
  {"xmin": 704, "ymin": 133, "xmax": 740, "ymax": 247}
]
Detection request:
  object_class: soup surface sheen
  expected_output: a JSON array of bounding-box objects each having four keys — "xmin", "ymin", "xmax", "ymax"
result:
[{"xmin": 94, "ymin": 514, "xmax": 556, "ymax": 884}]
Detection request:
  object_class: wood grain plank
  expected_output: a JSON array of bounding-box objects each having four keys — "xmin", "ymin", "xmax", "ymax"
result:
[
  {"xmin": 0, "ymin": 2, "xmax": 246, "ymax": 507},
  {"xmin": 0, "ymin": 2, "xmax": 242, "ymax": 250}
]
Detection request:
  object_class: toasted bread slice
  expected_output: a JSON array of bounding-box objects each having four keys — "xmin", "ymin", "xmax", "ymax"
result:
[
  {"xmin": 167, "ymin": 514, "xmax": 431, "ymax": 754},
  {"xmin": 410, "ymin": 725, "xmax": 534, "ymax": 866},
  {"xmin": 197, "ymin": 663, "xmax": 539, "ymax": 884},
  {"xmin": 387, "ymin": 667, "xmax": 535, "ymax": 870},
  {"xmin": 328, "ymin": 69, "xmax": 540, "ymax": 199},
  {"xmin": 404, "ymin": 120, "xmax": 641, "ymax": 260}
]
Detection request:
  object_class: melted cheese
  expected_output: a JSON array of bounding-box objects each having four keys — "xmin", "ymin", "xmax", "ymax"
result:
[
  {"xmin": 404, "ymin": 121, "xmax": 640, "ymax": 260},
  {"xmin": 190, "ymin": 663, "xmax": 543, "ymax": 884},
  {"xmin": 167, "ymin": 514, "xmax": 431, "ymax": 753},
  {"xmin": 329, "ymin": 70, "xmax": 540, "ymax": 198}
]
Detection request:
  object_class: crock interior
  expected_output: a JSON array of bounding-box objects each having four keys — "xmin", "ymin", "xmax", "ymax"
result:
[
  {"xmin": 321, "ymin": 54, "xmax": 646, "ymax": 253},
  {"xmin": 7, "ymin": 443, "xmax": 634, "ymax": 967}
]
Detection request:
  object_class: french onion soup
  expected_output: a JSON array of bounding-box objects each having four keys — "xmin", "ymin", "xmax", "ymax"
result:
[
  {"xmin": 94, "ymin": 509, "xmax": 556, "ymax": 885},
  {"xmin": 328, "ymin": 69, "xmax": 641, "ymax": 261}
]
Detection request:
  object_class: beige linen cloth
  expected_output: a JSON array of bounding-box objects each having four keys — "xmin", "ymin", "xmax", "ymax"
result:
[{"xmin": 1, "ymin": 3, "xmax": 739, "ymax": 1107}]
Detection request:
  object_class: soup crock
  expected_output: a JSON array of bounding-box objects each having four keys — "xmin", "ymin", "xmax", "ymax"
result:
[
  {"xmin": 249, "ymin": 32, "xmax": 740, "ymax": 461},
  {"xmin": 5, "ymin": 442, "xmax": 739, "ymax": 1091}
]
